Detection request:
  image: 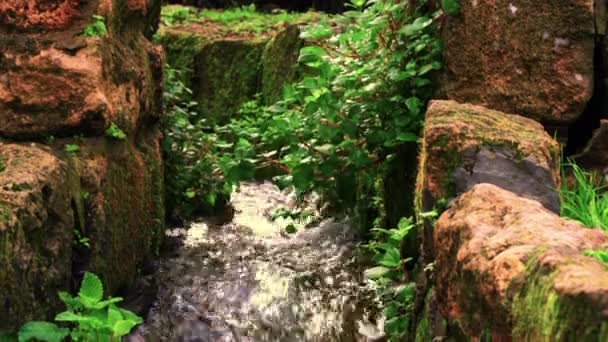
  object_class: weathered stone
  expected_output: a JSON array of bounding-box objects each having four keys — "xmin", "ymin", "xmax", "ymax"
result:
[
  {"xmin": 0, "ymin": 144, "xmax": 77, "ymax": 331},
  {"xmin": 416, "ymin": 100, "xmax": 560, "ymax": 214},
  {"xmin": 261, "ymin": 24, "xmax": 303, "ymax": 104},
  {"xmin": 0, "ymin": 1, "xmax": 162, "ymax": 139},
  {"xmin": 194, "ymin": 38, "xmax": 267, "ymax": 122},
  {"xmin": 157, "ymin": 19, "xmax": 307, "ymax": 122},
  {"xmin": 74, "ymin": 130, "xmax": 165, "ymax": 294},
  {"xmin": 434, "ymin": 183, "xmax": 608, "ymax": 339},
  {"xmin": 0, "ymin": 0, "xmax": 165, "ymax": 332},
  {"xmin": 439, "ymin": 0, "xmax": 595, "ymax": 124}
]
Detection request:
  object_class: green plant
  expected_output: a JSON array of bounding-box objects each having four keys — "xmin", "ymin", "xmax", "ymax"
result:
[
  {"xmin": 162, "ymin": 66, "xmax": 231, "ymax": 217},
  {"xmin": 162, "ymin": 0, "xmax": 445, "ymax": 222},
  {"xmin": 105, "ymin": 123, "xmax": 127, "ymax": 141},
  {"xmin": 73, "ymin": 229, "xmax": 91, "ymax": 249},
  {"xmin": 83, "ymin": 15, "xmax": 107, "ymax": 37},
  {"xmin": 366, "ymin": 217, "xmax": 415, "ymax": 280},
  {"xmin": 161, "ymin": 5, "xmax": 195, "ymax": 26},
  {"xmin": 17, "ymin": 273, "xmax": 141, "ymax": 342},
  {"xmin": 212, "ymin": 0, "xmax": 444, "ymax": 214},
  {"xmin": 0, "ymin": 156, "xmax": 6, "ymax": 173},
  {"xmin": 64, "ymin": 144, "xmax": 80, "ymax": 154},
  {"xmin": 365, "ymin": 217, "xmax": 417, "ymax": 341},
  {"xmin": 560, "ymin": 160, "xmax": 608, "ymax": 233}
]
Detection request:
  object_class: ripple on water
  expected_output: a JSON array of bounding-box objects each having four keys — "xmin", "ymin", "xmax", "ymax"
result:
[{"xmin": 132, "ymin": 181, "xmax": 384, "ymax": 342}]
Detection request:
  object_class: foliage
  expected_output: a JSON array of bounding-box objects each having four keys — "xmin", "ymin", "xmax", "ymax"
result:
[
  {"xmin": 161, "ymin": 5, "xmax": 195, "ymax": 26},
  {"xmin": 560, "ymin": 160, "xmax": 608, "ymax": 264},
  {"xmin": 162, "ymin": 66, "xmax": 230, "ymax": 216},
  {"xmin": 162, "ymin": 0, "xmax": 444, "ymax": 220},
  {"xmin": 213, "ymin": 0, "xmax": 443, "ymax": 213},
  {"xmin": 161, "ymin": 4, "xmax": 325, "ymax": 34},
  {"xmin": 105, "ymin": 123, "xmax": 127, "ymax": 141},
  {"xmin": 64, "ymin": 144, "xmax": 80, "ymax": 154},
  {"xmin": 560, "ymin": 160, "xmax": 608, "ymax": 233},
  {"xmin": 441, "ymin": 0, "xmax": 461, "ymax": 16},
  {"xmin": 366, "ymin": 217, "xmax": 415, "ymax": 279},
  {"xmin": 73, "ymin": 229, "xmax": 91, "ymax": 249},
  {"xmin": 83, "ymin": 15, "xmax": 107, "ymax": 38},
  {"xmin": 16, "ymin": 272, "xmax": 141, "ymax": 342},
  {"xmin": 365, "ymin": 217, "xmax": 417, "ymax": 341}
]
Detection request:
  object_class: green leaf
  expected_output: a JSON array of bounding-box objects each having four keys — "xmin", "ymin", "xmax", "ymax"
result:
[
  {"xmin": 18, "ymin": 322, "xmax": 69, "ymax": 342},
  {"xmin": 379, "ymin": 247, "xmax": 402, "ymax": 268},
  {"xmin": 300, "ymin": 25, "xmax": 333, "ymax": 41},
  {"xmin": 396, "ymin": 132, "xmax": 418, "ymax": 142},
  {"xmin": 78, "ymin": 272, "xmax": 104, "ymax": 305},
  {"xmin": 112, "ymin": 320, "xmax": 138, "ymax": 337},
  {"xmin": 364, "ymin": 266, "xmax": 391, "ymax": 280},
  {"xmin": 442, "ymin": 0, "xmax": 461, "ymax": 16},
  {"xmin": 298, "ymin": 46, "xmax": 325, "ymax": 64}
]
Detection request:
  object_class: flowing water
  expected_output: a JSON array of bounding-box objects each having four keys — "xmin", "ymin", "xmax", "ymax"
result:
[{"xmin": 131, "ymin": 181, "xmax": 384, "ymax": 341}]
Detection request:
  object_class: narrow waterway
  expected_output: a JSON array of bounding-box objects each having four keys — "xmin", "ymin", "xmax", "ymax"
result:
[{"xmin": 131, "ymin": 181, "xmax": 385, "ymax": 341}]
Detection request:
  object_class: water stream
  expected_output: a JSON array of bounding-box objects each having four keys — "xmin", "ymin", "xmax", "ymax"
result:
[{"xmin": 131, "ymin": 181, "xmax": 384, "ymax": 341}]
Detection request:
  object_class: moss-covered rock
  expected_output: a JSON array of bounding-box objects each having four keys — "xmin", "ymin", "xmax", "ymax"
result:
[
  {"xmin": 261, "ymin": 24, "xmax": 303, "ymax": 104},
  {"xmin": 194, "ymin": 38, "xmax": 267, "ymax": 122},
  {"xmin": 439, "ymin": 0, "xmax": 595, "ymax": 124},
  {"xmin": 0, "ymin": 144, "xmax": 76, "ymax": 331},
  {"xmin": 0, "ymin": 0, "xmax": 163, "ymax": 140},
  {"xmin": 434, "ymin": 183, "xmax": 608, "ymax": 339},
  {"xmin": 74, "ymin": 130, "xmax": 164, "ymax": 294},
  {"xmin": 415, "ymin": 100, "xmax": 560, "ymax": 262},
  {"xmin": 156, "ymin": 6, "xmax": 316, "ymax": 121},
  {"xmin": 0, "ymin": 0, "xmax": 165, "ymax": 333}
]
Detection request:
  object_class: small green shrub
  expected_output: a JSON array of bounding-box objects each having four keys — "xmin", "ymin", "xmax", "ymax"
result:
[
  {"xmin": 560, "ymin": 161, "xmax": 608, "ymax": 232},
  {"xmin": 161, "ymin": 6, "xmax": 195, "ymax": 26},
  {"xmin": 83, "ymin": 15, "xmax": 107, "ymax": 37},
  {"xmin": 560, "ymin": 160, "xmax": 608, "ymax": 264},
  {"xmin": 64, "ymin": 144, "xmax": 80, "ymax": 154},
  {"xmin": 365, "ymin": 217, "xmax": 417, "ymax": 341},
  {"xmin": 105, "ymin": 123, "xmax": 127, "ymax": 141},
  {"xmin": 17, "ymin": 272, "xmax": 141, "ymax": 342}
]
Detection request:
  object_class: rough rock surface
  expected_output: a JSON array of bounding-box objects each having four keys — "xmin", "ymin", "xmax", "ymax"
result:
[
  {"xmin": 416, "ymin": 100, "xmax": 560, "ymax": 216},
  {"xmin": 434, "ymin": 184, "xmax": 608, "ymax": 340},
  {"xmin": 261, "ymin": 24, "xmax": 303, "ymax": 104},
  {"xmin": 0, "ymin": 144, "xmax": 76, "ymax": 330},
  {"xmin": 439, "ymin": 0, "xmax": 595, "ymax": 124},
  {"xmin": 157, "ymin": 21, "xmax": 304, "ymax": 122},
  {"xmin": 74, "ymin": 132, "xmax": 165, "ymax": 294},
  {"xmin": 0, "ymin": 0, "xmax": 165, "ymax": 332}
]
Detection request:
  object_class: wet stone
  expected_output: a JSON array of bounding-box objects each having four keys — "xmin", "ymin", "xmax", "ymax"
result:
[{"xmin": 132, "ymin": 181, "xmax": 382, "ymax": 341}]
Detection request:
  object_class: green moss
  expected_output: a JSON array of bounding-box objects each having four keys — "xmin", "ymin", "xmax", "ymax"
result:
[
  {"xmin": 420, "ymin": 101, "xmax": 559, "ymax": 204},
  {"xmin": 512, "ymin": 271, "xmax": 608, "ymax": 341},
  {"xmin": 162, "ymin": 4, "xmax": 326, "ymax": 35},
  {"xmin": 261, "ymin": 25, "xmax": 303, "ymax": 104},
  {"xmin": 10, "ymin": 183, "xmax": 31, "ymax": 192},
  {"xmin": 194, "ymin": 39, "xmax": 267, "ymax": 123},
  {"xmin": 0, "ymin": 156, "xmax": 6, "ymax": 173},
  {"xmin": 415, "ymin": 311, "xmax": 430, "ymax": 342},
  {"xmin": 0, "ymin": 203, "xmax": 9, "ymax": 224},
  {"xmin": 155, "ymin": 27, "xmax": 206, "ymax": 86}
]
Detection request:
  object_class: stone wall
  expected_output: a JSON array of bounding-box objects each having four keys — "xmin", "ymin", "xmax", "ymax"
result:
[
  {"xmin": 0, "ymin": 0, "xmax": 164, "ymax": 332},
  {"xmin": 157, "ymin": 19, "xmax": 304, "ymax": 123},
  {"xmin": 413, "ymin": 0, "xmax": 608, "ymax": 339}
]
